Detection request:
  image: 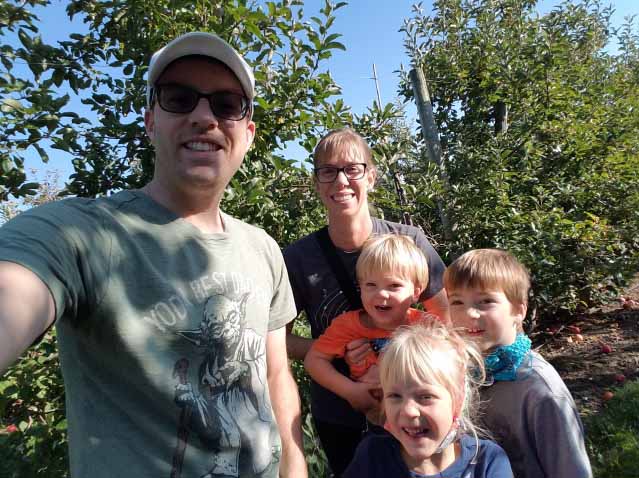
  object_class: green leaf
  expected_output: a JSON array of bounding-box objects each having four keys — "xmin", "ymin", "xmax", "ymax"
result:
[
  {"xmin": 1, "ymin": 55, "xmax": 12, "ymax": 70},
  {"xmin": 32, "ymin": 143, "xmax": 49, "ymax": 162},
  {"xmin": 325, "ymin": 41, "xmax": 346, "ymax": 51},
  {"xmin": 244, "ymin": 22, "xmax": 262, "ymax": 38},
  {"xmin": 17, "ymin": 29, "xmax": 32, "ymax": 48},
  {"xmin": 1, "ymin": 98, "xmax": 23, "ymax": 113},
  {"xmin": 52, "ymin": 68, "xmax": 64, "ymax": 87},
  {"xmin": 324, "ymin": 33, "xmax": 341, "ymax": 44}
]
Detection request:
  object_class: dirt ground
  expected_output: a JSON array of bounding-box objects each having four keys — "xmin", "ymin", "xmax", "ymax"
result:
[{"xmin": 534, "ymin": 277, "xmax": 639, "ymax": 417}]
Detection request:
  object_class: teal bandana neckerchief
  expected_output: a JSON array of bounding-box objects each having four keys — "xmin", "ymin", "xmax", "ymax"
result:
[{"xmin": 484, "ymin": 333, "xmax": 532, "ymax": 382}]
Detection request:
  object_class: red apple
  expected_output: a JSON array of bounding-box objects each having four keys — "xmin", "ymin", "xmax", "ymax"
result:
[
  {"xmin": 602, "ymin": 391, "xmax": 614, "ymax": 401},
  {"xmin": 601, "ymin": 344, "xmax": 612, "ymax": 354},
  {"xmin": 5, "ymin": 424, "xmax": 18, "ymax": 434},
  {"xmin": 615, "ymin": 374, "xmax": 626, "ymax": 383}
]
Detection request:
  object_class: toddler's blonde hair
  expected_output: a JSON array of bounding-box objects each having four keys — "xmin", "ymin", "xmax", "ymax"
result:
[{"xmin": 356, "ymin": 233, "xmax": 429, "ymax": 291}]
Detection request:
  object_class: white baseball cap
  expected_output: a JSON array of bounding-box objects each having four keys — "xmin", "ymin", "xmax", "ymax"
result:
[{"xmin": 146, "ymin": 32, "xmax": 255, "ymax": 107}]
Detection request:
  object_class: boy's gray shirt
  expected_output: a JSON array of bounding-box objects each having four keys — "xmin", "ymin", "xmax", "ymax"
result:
[{"xmin": 480, "ymin": 351, "xmax": 592, "ymax": 478}]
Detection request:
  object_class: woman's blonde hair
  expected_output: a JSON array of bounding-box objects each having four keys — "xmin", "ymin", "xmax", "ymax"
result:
[
  {"xmin": 379, "ymin": 319, "xmax": 486, "ymax": 440},
  {"xmin": 444, "ymin": 248, "xmax": 530, "ymax": 307},
  {"xmin": 313, "ymin": 127, "xmax": 375, "ymax": 168},
  {"xmin": 356, "ymin": 234, "xmax": 429, "ymax": 291}
]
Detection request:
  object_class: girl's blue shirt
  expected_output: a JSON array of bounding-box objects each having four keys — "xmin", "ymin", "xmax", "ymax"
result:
[{"xmin": 343, "ymin": 431, "xmax": 513, "ymax": 478}]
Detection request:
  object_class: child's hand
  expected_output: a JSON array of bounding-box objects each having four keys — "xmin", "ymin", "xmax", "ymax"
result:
[
  {"xmin": 344, "ymin": 338, "xmax": 372, "ymax": 367},
  {"xmin": 358, "ymin": 364, "xmax": 380, "ymax": 384},
  {"xmin": 344, "ymin": 380, "xmax": 382, "ymax": 413}
]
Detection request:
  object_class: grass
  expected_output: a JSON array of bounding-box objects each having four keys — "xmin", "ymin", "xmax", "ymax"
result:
[{"xmin": 585, "ymin": 380, "xmax": 639, "ymax": 477}]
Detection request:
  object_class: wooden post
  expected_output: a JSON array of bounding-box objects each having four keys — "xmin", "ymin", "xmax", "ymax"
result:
[
  {"xmin": 495, "ymin": 100, "xmax": 509, "ymax": 135},
  {"xmin": 409, "ymin": 67, "xmax": 453, "ymax": 242}
]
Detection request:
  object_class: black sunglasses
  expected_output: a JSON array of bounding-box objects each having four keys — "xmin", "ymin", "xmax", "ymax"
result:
[{"xmin": 153, "ymin": 83, "xmax": 250, "ymax": 120}]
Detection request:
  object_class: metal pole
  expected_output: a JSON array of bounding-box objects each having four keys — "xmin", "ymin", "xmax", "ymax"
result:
[{"xmin": 372, "ymin": 63, "xmax": 382, "ymax": 107}]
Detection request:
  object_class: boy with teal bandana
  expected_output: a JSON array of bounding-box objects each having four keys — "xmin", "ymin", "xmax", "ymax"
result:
[{"xmin": 445, "ymin": 249, "xmax": 592, "ymax": 478}]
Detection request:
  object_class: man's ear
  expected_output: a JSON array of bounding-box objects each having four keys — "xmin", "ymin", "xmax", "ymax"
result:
[
  {"xmin": 144, "ymin": 109, "xmax": 155, "ymax": 140},
  {"xmin": 245, "ymin": 119, "xmax": 256, "ymax": 147}
]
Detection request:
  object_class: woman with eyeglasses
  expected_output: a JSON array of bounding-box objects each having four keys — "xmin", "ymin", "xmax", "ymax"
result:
[{"xmin": 283, "ymin": 127, "xmax": 449, "ymax": 477}]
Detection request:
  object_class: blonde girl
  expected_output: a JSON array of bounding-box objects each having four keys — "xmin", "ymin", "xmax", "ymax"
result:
[{"xmin": 344, "ymin": 319, "xmax": 513, "ymax": 478}]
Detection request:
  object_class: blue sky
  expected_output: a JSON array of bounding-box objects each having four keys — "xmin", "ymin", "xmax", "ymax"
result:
[
  {"xmin": 17, "ymin": 0, "xmax": 639, "ymax": 185},
  {"xmin": 306, "ymin": 0, "xmax": 639, "ymax": 115}
]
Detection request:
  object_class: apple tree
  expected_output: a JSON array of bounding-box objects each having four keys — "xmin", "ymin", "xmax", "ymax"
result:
[{"xmin": 400, "ymin": 0, "xmax": 639, "ymax": 320}]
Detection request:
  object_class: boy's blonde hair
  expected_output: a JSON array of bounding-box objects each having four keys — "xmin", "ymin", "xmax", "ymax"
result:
[
  {"xmin": 313, "ymin": 127, "xmax": 375, "ymax": 168},
  {"xmin": 444, "ymin": 249, "xmax": 531, "ymax": 306},
  {"xmin": 379, "ymin": 319, "xmax": 485, "ymax": 439},
  {"xmin": 356, "ymin": 234, "xmax": 429, "ymax": 290}
]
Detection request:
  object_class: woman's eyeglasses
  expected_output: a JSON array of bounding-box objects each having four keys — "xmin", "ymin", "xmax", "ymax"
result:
[
  {"xmin": 314, "ymin": 163, "xmax": 367, "ymax": 183},
  {"xmin": 152, "ymin": 83, "xmax": 249, "ymax": 120}
]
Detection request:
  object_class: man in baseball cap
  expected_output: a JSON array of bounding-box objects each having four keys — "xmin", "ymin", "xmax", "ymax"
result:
[
  {"xmin": 146, "ymin": 31, "xmax": 255, "ymax": 106},
  {"xmin": 0, "ymin": 32, "xmax": 307, "ymax": 478}
]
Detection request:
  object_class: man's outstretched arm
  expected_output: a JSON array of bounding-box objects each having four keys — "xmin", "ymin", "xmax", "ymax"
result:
[
  {"xmin": 0, "ymin": 261, "xmax": 55, "ymax": 374},
  {"xmin": 266, "ymin": 325, "xmax": 307, "ymax": 477}
]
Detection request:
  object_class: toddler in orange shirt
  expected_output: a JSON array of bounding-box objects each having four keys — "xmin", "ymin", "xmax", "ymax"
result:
[{"xmin": 304, "ymin": 233, "xmax": 434, "ymax": 424}]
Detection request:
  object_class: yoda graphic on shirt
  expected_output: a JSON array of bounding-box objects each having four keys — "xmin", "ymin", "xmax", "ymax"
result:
[{"xmin": 172, "ymin": 292, "xmax": 278, "ymax": 478}]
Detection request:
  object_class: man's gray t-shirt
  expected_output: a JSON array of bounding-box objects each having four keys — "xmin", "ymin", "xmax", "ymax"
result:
[
  {"xmin": 0, "ymin": 190, "xmax": 296, "ymax": 478},
  {"xmin": 283, "ymin": 218, "xmax": 446, "ymax": 427}
]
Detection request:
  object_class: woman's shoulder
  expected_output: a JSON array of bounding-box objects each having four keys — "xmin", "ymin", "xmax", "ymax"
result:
[
  {"xmin": 283, "ymin": 229, "xmax": 322, "ymax": 258},
  {"xmin": 372, "ymin": 217, "xmax": 421, "ymax": 236},
  {"xmin": 371, "ymin": 218, "xmax": 439, "ymax": 253}
]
